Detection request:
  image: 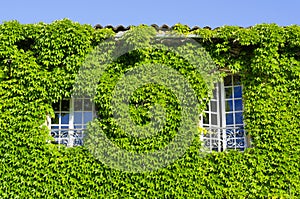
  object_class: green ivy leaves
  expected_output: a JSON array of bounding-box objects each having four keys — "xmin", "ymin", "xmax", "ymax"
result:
[{"xmin": 0, "ymin": 20, "xmax": 299, "ymax": 198}]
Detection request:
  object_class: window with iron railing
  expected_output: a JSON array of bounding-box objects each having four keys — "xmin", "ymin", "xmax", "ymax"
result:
[
  {"xmin": 200, "ymin": 74, "xmax": 249, "ymax": 152},
  {"xmin": 49, "ymin": 97, "xmax": 96, "ymax": 147}
]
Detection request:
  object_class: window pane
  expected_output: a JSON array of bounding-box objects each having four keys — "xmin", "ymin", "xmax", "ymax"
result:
[
  {"xmin": 224, "ymin": 75, "xmax": 232, "ymax": 86},
  {"xmin": 234, "ymin": 86, "xmax": 242, "ymax": 98},
  {"xmin": 84, "ymin": 99, "xmax": 93, "ymax": 111},
  {"xmin": 225, "ymin": 87, "xmax": 233, "ymax": 98},
  {"xmin": 211, "ymin": 114, "xmax": 218, "ymax": 125},
  {"xmin": 61, "ymin": 100, "xmax": 70, "ymax": 111},
  {"xmin": 211, "ymin": 101, "xmax": 217, "ymax": 112},
  {"xmin": 233, "ymin": 75, "xmax": 241, "ymax": 85},
  {"xmin": 225, "ymin": 100, "xmax": 233, "ymax": 112},
  {"xmin": 205, "ymin": 103, "xmax": 209, "ymax": 112},
  {"xmin": 74, "ymin": 112, "xmax": 83, "ymax": 124},
  {"xmin": 203, "ymin": 112, "xmax": 209, "ymax": 124},
  {"xmin": 235, "ymin": 112, "xmax": 243, "ymax": 124},
  {"xmin": 226, "ymin": 113, "xmax": 234, "ymax": 125},
  {"xmin": 74, "ymin": 99, "xmax": 83, "ymax": 111},
  {"xmin": 51, "ymin": 113, "xmax": 60, "ymax": 124},
  {"xmin": 75, "ymin": 125, "xmax": 83, "ymax": 129},
  {"xmin": 234, "ymin": 99, "xmax": 243, "ymax": 111},
  {"xmin": 212, "ymin": 87, "xmax": 218, "ymax": 99},
  {"xmin": 84, "ymin": 112, "xmax": 93, "ymax": 124},
  {"xmin": 53, "ymin": 102, "xmax": 60, "ymax": 111},
  {"xmin": 61, "ymin": 113, "xmax": 70, "ymax": 124}
]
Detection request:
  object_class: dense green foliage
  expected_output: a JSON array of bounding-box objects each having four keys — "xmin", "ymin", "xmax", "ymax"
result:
[{"xmin": 0, "ymin": 19, "xmax": 299, "ymax": 198}]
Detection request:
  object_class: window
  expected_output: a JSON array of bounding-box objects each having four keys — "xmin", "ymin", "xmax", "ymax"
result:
[
  {"xmin": 200, "ymin": 74, "xmax": 249, "ymax": 152},
  {"xmin": 50, "ymin": 97, "xmax": 96, "ymax": 147}
]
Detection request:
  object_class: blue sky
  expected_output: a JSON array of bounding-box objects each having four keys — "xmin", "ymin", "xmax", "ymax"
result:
[{"xmin": 0, "ymin": 0, "xmax": 299, "ymax": 28}]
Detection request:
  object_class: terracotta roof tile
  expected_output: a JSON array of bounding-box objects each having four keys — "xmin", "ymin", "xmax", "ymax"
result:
[{"xmin": 94, "ymin": 24, "xmax": 208, "ymax": 32}]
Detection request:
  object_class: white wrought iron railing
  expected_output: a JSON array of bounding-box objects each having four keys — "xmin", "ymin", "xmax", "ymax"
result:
[
  {"xmin": 200, "ymin": 126, "xmax": 248, "ymax": 152},
  {"xmin": 50, "ymin": 127, "xmax": 249, "ymax": 151},
  {"xmin": 50, "ymin": 128, "xmax": 85, "ymax": 147}
]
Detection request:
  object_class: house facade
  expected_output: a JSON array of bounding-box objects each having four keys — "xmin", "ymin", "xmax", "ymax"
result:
[{"xmin": 1, "ymin": 20, "xmax": 299, "ymax": 198}]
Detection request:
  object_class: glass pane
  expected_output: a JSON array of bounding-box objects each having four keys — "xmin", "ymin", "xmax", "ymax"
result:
[
  {"xmin": 211, "ymin": 114, "xmax": 218, "ymax": 125},
  {"xmin": 212, "ymin": 86, "xmax": 218, "ymax": 99},
  {"xmin": 61, "ymin": 113, "xmax": 70, "ymax": 124},
  {"xmin": 51, "ymin": 113, "xmax": 60, "ymax": 124},
  {"xmin": 233, "ymin": 75, "xmax": 241, "ymax": 85},
  {"xmin": 203, "ymin": 112, "xmax": 209, "ymax": 124},
  {"xmin": 234, "ymin": 99, "xmax": 243, "ymax": 111},
  {"xmin": 75, "ymin": 125, "xmax": 83, "ymax": 129},
  {"xmin": 74, "ymin": 99, "xmax": 83, "ymax": 111},
  {"xmin": 53, "ymin": 102, "xmax": 60, "ymax": 111},
  {"xmin": 235, "ymin": 112, "xmax": 243, "ymax": 124},
  {"xmin": 225, "ymin": 100, "xmax": 233, "ymax": 112},
  {"xmin": 205, "ymin": 103, "xmax": 209, "ymax": 112},
  {"xmin": 226, "ymin": 113, "xmax": 234, "ymax": 125},
  {"xmin": 210, "ymin": 101, "xmax": 217, "ymax": 112},
  {"xmin": 224, "ymin": 75, "xmax": 232, "ymax": 86},
  {"xmin": 225, "ymin": 87, "xmax": 233, "ymax": 98},
  {"xmin": 61, "ymin": 99, "xmax": 70, "ymax": 111},
  {"xmin": 84, "ymin": 112, "xmax": 93, "ymax": 124},
  {"xmin": 74, "ymin": 112, "xmax": 83, "ymax": 124},
  {"xmin": 84, "ymin": 99, "xmax": 93, "ymax": 111},
  {"xmin": 234, "ymin": 86, "xmax": 242, "ymax": 98}
]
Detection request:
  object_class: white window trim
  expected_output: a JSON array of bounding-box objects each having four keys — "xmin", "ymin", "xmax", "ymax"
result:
[
  {"xmin": 200, "ymin": 74, "xmax": 248, "ymax": 152},
  {"xmin": 49, "ymin": 97, "xmax": 96, "ymax": 147}
]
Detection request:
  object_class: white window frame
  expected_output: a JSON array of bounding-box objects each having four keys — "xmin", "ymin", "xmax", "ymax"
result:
[
  {"xmin": 49, "ymin": 97, "xmax": 96, "ymax": 147},
  {"xmin": 200, "ymin": 74, "xmax": 248, "ymax": 152}
]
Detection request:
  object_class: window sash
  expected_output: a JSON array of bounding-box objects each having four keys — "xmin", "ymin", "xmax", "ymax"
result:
[
  {"xmin": 200, "ymin": 74, "xmax": 247, "ymax": 152},
  {"xmin": 49, "ymin": 97, "xmax": 96, "ymax": 147}
]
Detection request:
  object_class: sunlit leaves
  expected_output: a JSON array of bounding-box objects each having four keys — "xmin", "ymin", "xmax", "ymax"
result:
[{"xmin": 0, "ymin": 21, "xmax": 299, "ymax": 198}]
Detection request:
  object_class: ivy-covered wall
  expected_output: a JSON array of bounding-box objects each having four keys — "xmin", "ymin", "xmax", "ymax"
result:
[{"xmin": 0, "ymin": 19, "xmax": 299, "ymax": 198}]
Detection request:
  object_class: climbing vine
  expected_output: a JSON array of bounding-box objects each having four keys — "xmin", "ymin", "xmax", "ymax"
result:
[{"xmin": 0, "ymin": 19, "xmax": 299, "ymax": 198}]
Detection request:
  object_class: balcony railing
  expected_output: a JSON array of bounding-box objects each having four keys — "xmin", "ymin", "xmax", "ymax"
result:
[
  {"xmin": 200, "ymin": 127, "xmax": 248, "ymax": 152},
  {"xmin": 50, "ymin": 128, "xmax": 85, "ymax": 147},
  {"xmin": 50, "ymin": 127, "xmax": 249, "ymax": 151}
]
